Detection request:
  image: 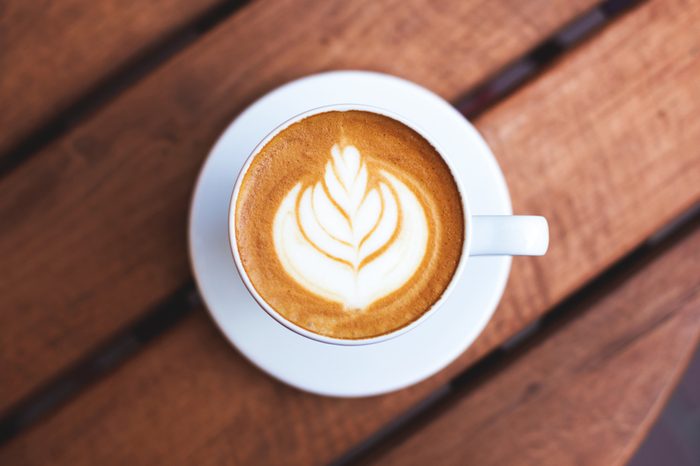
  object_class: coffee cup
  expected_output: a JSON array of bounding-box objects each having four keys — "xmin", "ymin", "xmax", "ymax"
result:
[{"xmin": 229, "ymin": 104, "xmax": 548, "ymax": 346}]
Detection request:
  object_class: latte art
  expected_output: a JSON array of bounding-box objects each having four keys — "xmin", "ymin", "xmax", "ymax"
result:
[
  {"xmin": 273, "ymin": 144, "xmax": 429, "ymax": 309},
  {"xmin": 234, "ymin": 110, "xmax": 464, "ymax": 339}
]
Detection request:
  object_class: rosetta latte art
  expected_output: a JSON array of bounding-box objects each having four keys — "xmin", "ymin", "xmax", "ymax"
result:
[{"xmin": 273, "ymin": 144, "xmax": 429, "ymax": 310}]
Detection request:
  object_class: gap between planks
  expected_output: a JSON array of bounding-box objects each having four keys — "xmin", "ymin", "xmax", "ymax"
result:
[{"xmin": 0, "ymin": 1, "xmax": 250, "ymax": 179}]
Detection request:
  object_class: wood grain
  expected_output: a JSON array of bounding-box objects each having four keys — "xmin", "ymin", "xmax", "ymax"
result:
[
  {"xmin": 2, "ymin": 0, "xmax": 700, "ymax": 464},
  {"xmin": 0, "ymin": 0, "xmax": 597, "ymax": 413},
  {"xmin": 373, "ymin": 227, "xmax": 700, "ymax": 466},
  {"xmin": 0, "ymin": 0, "xmax": 228, "ymax": 158}
]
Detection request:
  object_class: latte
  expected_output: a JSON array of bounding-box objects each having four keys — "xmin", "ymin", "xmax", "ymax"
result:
[{"xmin": 234, "ymin": 110, "xmax": 465, "ymax": 339}]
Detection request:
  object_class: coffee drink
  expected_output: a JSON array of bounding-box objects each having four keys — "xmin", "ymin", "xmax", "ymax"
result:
[{"xmin": 234, "ymin": 110, "xmax": 465, "ymax": 339}]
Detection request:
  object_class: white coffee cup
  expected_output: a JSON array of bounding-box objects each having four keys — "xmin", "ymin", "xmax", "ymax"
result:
[{"xmin": 228, "ymin": 104, "xmax": 548, "ymax": 346}]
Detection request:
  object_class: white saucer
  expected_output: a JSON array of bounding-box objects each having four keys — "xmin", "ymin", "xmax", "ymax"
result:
[{"xmin": 189, "ymin": 71, "xmax": 512, "ymax": 397}]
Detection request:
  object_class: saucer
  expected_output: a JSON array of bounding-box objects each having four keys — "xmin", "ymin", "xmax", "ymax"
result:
[{"xmin": 189, "ymin": 71, "xmax": 512, "ymax": 397}]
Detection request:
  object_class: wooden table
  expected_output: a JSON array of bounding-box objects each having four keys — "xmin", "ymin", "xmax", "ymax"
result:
[{"xmin": 1, "ymin": 0, "xmax": 699, "ymax": 464}]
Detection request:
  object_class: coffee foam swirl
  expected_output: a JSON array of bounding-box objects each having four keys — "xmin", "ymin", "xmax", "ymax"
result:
[{"xmin": 273, "ymin": 144, "xmax": 428, "ymax": 309}]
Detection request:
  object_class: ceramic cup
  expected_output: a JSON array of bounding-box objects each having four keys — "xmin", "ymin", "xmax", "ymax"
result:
[{"xmin": 228, "ymin": 104, "xmax": 548, "ymax": 346}]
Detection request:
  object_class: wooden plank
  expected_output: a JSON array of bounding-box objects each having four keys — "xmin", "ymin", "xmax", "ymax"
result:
[
  {"xmin": 0, "ymin": 0, "xmax": 598, "ymax": 413},
  {"xmin": 0, "ymin": 0, "xmax": 229, "ymax": 158},
  {"xmin": 373, "ymin": 227, "xmax": 700, "ymax": 466},
  {"xmin": 2, "ymin": 0, "xmax": 700, "ymax": 464}
]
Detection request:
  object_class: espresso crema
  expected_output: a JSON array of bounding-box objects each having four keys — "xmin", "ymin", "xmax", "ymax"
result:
[{"xmin": 235, "ymin": 111, "xmax": 464, "ymax": 339}]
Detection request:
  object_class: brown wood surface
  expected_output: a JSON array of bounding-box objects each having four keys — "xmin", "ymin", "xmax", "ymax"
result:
[
  {"xmin": 2, "ymin": 0, "xmax": 699, "ymax": 464},
  {"xmin": 0, "ymin": 0, "xmax": 228, "ymax": 157},
  {"xmin": 0, "ymin": 0, "xmax": 597, "ymax": 413},
  {"xmin": 373, "ymin": 226, "xmax": 700, "ymax": 466}
]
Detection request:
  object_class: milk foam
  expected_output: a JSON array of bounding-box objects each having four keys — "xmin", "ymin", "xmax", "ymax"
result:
[{"xmin": 272, "ymin": 144, "xmax": 428, "ymax": 309}]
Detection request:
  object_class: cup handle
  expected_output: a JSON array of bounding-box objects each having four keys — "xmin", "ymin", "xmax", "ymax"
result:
[{"xmin": 470, "ymin": 215, "xmax": 549, "ymax": 256}]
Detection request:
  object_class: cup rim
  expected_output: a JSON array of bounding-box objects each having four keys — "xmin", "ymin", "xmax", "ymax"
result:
[{"xmin": 228, "ymin": 103, "xmax": 472, "ymax": 346}]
